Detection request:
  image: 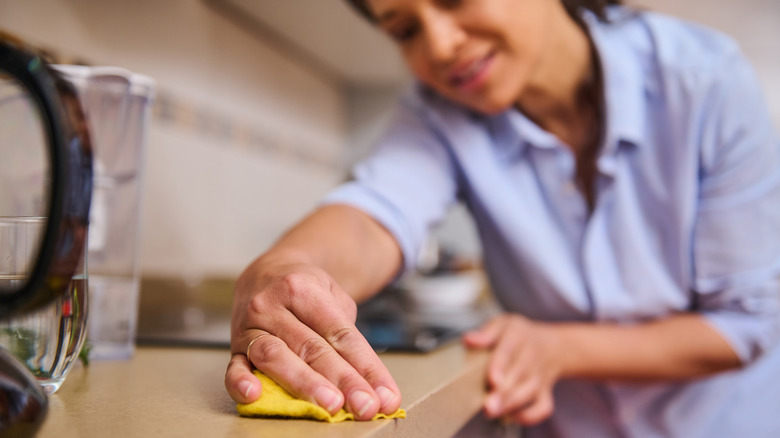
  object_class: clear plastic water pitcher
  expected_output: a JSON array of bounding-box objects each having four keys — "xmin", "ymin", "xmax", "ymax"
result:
[{"xmin": 54, "ymin": 65, "xmax": 155, "ymax": 360}]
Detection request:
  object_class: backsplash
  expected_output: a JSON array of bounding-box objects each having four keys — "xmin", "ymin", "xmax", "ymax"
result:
[{"xmin": 0, "ymin": 0, "xmax": 348, "ymax": 279}]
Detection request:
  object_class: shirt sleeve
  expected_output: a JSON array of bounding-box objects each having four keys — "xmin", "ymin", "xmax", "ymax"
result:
[
  {"xmin": 321, "ymin": 91, "xmax": 459, "ymax": 276},
  {"xmin": 692, "ymin": 47, "xmax": 780, "ymax": 364}
]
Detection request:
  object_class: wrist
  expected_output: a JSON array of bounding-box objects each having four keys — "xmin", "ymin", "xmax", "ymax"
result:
[
  {"xmin": 256, "ymin": 247, "xmax": 317, "ymax": 269},
  {"xmin": 550, "ymin": 323, "xmax": 584, "ymax": 379}
]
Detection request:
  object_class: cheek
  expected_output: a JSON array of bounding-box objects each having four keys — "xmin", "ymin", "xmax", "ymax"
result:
[
  {"xmin": 403, "ymin": 51, "xmax": 435, "ymax": 84},
  {"xmin": 403, "ymin": 52, "xmax": 518, "ymax": 114}
]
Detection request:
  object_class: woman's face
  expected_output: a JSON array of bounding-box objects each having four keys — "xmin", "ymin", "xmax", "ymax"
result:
[{"xmin": 366, "ymin": 0, "xmax": 560, "ymax": 114}]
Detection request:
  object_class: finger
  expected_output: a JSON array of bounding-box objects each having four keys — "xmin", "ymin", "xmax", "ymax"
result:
[
  {"xmin": 491, "ymin": 336, "xmax": 534, "ymax": 393},
  {"xmin": 288, "ymin": 284, "xmax": 402, "ymax": 416},
  {"xmin": 508, "ymin": 392, "xmax": 555, "ymax": 426},
  {"xmin": 328, "ymin": 280, "xmax": 400, "ymax": 412},
  {"xmin": 274, "ymin": 310, "xmax": 400, "ymax": 418},
  {"xmin": 247, "ymin": 330, "xmax": 345, "ymax": 415},
  {"xmin": 331, "ymin": 282, "xmax": 358, "ymax": 323},
  {"xmin": 482, "ymin": 349, "xmax": 531, "ymax": 418},
  {"xmin": 225, "ymin": 353, "xmax": 262, "ymax": 403},
  {"xmin": 483, "ymin": 353, "xmax": 534, "ymax": 418},
  {"xmin": 462, "ymin": 315, "xmax": 507, "ymax": 349},
  {"xmin": 488, "ymin": 376, "xmax": 540, "ymax": 418},
  {"xmin": 486, "ymin": 324, "xmax": 523, "ymax": 390}
]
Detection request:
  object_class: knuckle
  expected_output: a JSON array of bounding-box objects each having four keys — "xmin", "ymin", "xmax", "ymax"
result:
[
  {"xmin": 326, "ymin": 325, "xmax": 358, "ymax": 350},
  {"xmin": 280, "ymin": 272, "xmax": 307, "ymax": 292},
  {"xmin": 333, "ymin": 371, "xmax": 368, "ymax": 393},
  {"xmin": 247, "ymin": 293, "xmax": 271, "ymax": 317},
  {"xmin": 279, "ymin": 272, "xmax": 322, "ymax": 306},
  {"xmin": 357, "ymin": 366, "xmax": 385, "ymax": 386},
  {"xmin": 253, "ymin": 337, "xmax": 286, "ymax": 365},
  {"xmin": 298, "ymin": 337, "xmax": 332, "ymax": 365}
]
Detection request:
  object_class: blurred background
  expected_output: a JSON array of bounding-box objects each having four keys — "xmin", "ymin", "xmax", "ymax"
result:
[{"xmin": 0, "ymin": 0, "xmax": 777, "ymax": 344}]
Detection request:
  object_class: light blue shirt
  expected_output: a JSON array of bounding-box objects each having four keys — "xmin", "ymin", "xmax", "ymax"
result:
[{"xmin": 324, "ymin": 7, "xmax": 780, "ymax": 437}]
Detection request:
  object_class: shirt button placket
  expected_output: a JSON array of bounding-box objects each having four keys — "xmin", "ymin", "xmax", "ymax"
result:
[{"xmin": 558, "ymin": 149, "xmax": 588, "ymax": 236}]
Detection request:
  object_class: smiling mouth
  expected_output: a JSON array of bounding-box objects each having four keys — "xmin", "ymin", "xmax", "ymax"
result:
[{"xmin": 449, "ymin": 52, "xmax": 495, "ymax": 90}]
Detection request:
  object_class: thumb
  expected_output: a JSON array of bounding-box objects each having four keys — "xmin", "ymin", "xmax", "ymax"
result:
[
  {"xmin": 225, "ymin": 353, "xmax": 262, "ymax": 403},
  {"xmin": 462, "ymin": 315, "xmax": 506, "ymax": 349}
]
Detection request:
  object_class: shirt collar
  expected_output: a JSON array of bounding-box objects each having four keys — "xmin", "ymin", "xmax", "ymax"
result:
[
  {"xmin": 485, "ymin": 107, "xmax": 558, "ymax": 163},
  {"xmin": 584, "ymin": 7, "xmax": 650, "ymax": 152},
  {"xmin": 490, "ymin": 7, "xmax": 650, "ymax": 162}
]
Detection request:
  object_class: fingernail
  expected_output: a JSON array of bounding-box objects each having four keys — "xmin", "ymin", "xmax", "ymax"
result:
[
  {"xmin": 486, "ymin": 394, "xmax": 501, "ymax": 416},
  {"xmin": 349, "ymin": 390, "xmax": 375, "ymax": 417},
  {"xmin": 239, "ymin": 380, "xmax": 254, "ymax": 399},
  {"xmin": 314, "ymin": 386, "xmax": 342, "ymax": 413},
  {"xmin": 376, "ymin": 386, "xmax": 395, "ymax": 408}
]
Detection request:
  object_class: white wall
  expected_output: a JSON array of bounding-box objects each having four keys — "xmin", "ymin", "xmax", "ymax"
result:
[{"xmin": 0, "ymin": 0, "xmax": 349, "ymax": 279}]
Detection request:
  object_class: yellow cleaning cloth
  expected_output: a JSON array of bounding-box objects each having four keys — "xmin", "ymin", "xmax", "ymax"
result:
[{"xmin": 237, "ymin": 371, "xmax": 406, "ymax": 423}]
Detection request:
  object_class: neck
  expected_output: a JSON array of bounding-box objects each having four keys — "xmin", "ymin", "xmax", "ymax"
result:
[{"xmin": 515, "ymin": 8, "xmax": 597, "ymax": 150}]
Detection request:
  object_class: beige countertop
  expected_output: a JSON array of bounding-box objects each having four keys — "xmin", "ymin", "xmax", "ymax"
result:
[{"xmin": 37, "ymin": 343, "xmax": 493, "ymax": 437}]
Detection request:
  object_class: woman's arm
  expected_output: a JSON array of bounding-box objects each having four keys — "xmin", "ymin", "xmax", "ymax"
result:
[
  {"xmin": 264, "ymin": 203, "xmax": 403, "ymax": 302},
  {"xmin": 463, "ymin": 312, "xmax": 742, "ymax": 426},
  {"xmin": 225, "ymin": 90, "xmax": 462, "ymax": 419},
  {"xmin": 224, "ymin": 204, "xmax": 403, "ymax": 420},
  {"xmin": 555, "ymin": 314, "xmax": 741, "ymax": 380}
]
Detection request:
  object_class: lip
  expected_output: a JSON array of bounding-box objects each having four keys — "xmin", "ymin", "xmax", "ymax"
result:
[{"xmin": 448, "ymin": 52, "xmax": 495, "ymax": 93}]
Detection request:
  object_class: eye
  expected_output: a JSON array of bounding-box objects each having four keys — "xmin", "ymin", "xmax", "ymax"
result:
[
  {"xmin": 388, "ymin": 22, "xmax": 420, "ymax": 43},
  {"xmin": 437, "ymin": 0, "xmax": 463, "ymax": 9}
]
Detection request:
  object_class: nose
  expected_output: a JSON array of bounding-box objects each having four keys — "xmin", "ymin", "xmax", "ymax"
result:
[{"xmin": 422, "ymin": 13, "xmax": 466, "ymax": 64}]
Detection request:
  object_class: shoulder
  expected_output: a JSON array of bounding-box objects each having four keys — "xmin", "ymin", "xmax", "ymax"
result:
[
  {"xmin": 589, "ymin": 5, "xmax": 762, "ymax": 139},
  {"xmin": 638, "ymin": 9, "xmax": 742, "ymax": 77},
  {"xmin": 592, "ymin": 7, "xmax": 745, "ymax": 87}
]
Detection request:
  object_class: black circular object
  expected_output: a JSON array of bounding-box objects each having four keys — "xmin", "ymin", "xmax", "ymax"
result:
[{"xmin": 0, "ymin": 34, "xmax": 93, "ymax": 318}]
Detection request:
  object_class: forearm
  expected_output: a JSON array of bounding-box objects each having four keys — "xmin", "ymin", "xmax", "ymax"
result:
[
  {"xmin": 556, "ymin": 313, "xmax": 742, "ymax": 381},
  {"xmin": 255, "ymin": 204, "xmax": 402, "ymax": 302}
]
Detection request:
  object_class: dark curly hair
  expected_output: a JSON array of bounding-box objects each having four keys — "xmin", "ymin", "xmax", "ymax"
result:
[{"xmin": 344, "ymin": 0, "xmax": 623, "ymax": 24}]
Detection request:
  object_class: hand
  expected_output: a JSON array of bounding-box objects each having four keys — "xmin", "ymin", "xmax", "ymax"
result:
[
  {"xmin": 224, "ymin": 256, "xmax": 401, "ymax": 420},
  {"xmin": 463, "ymin": 314, "xmax": 564, "ymax": 426}
]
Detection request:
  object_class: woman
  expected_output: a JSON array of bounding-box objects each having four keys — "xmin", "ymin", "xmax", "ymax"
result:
[{"xmin": 225, "ymin": 0, "xmax": 780, "ymax": 435}]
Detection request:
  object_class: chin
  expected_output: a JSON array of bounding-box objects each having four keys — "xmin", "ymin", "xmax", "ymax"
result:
[
  {"xmin": 430, "ymin": 84, "xmax": 516, "ymax": 116},
  {"xmin": 449, "ymin": 88, "xmax": 518, "ymax": 116},
  {"xmin": 473, "ymin": 101, "xmax": 512, "ymax": 116},
  {"xmin": 457, "ymin": 96, "xmax": 514, "ymax": 116}
]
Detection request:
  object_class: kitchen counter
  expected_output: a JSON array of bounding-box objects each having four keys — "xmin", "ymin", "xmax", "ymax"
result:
[{"xmin": 37, "ymin": 343, "xmax": 500, "ymax": 437}]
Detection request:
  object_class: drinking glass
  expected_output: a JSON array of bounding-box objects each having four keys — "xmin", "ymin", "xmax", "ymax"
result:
[{"xmin": 0, "ymin": 216, "xmax": 88, "ymax": 395}]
